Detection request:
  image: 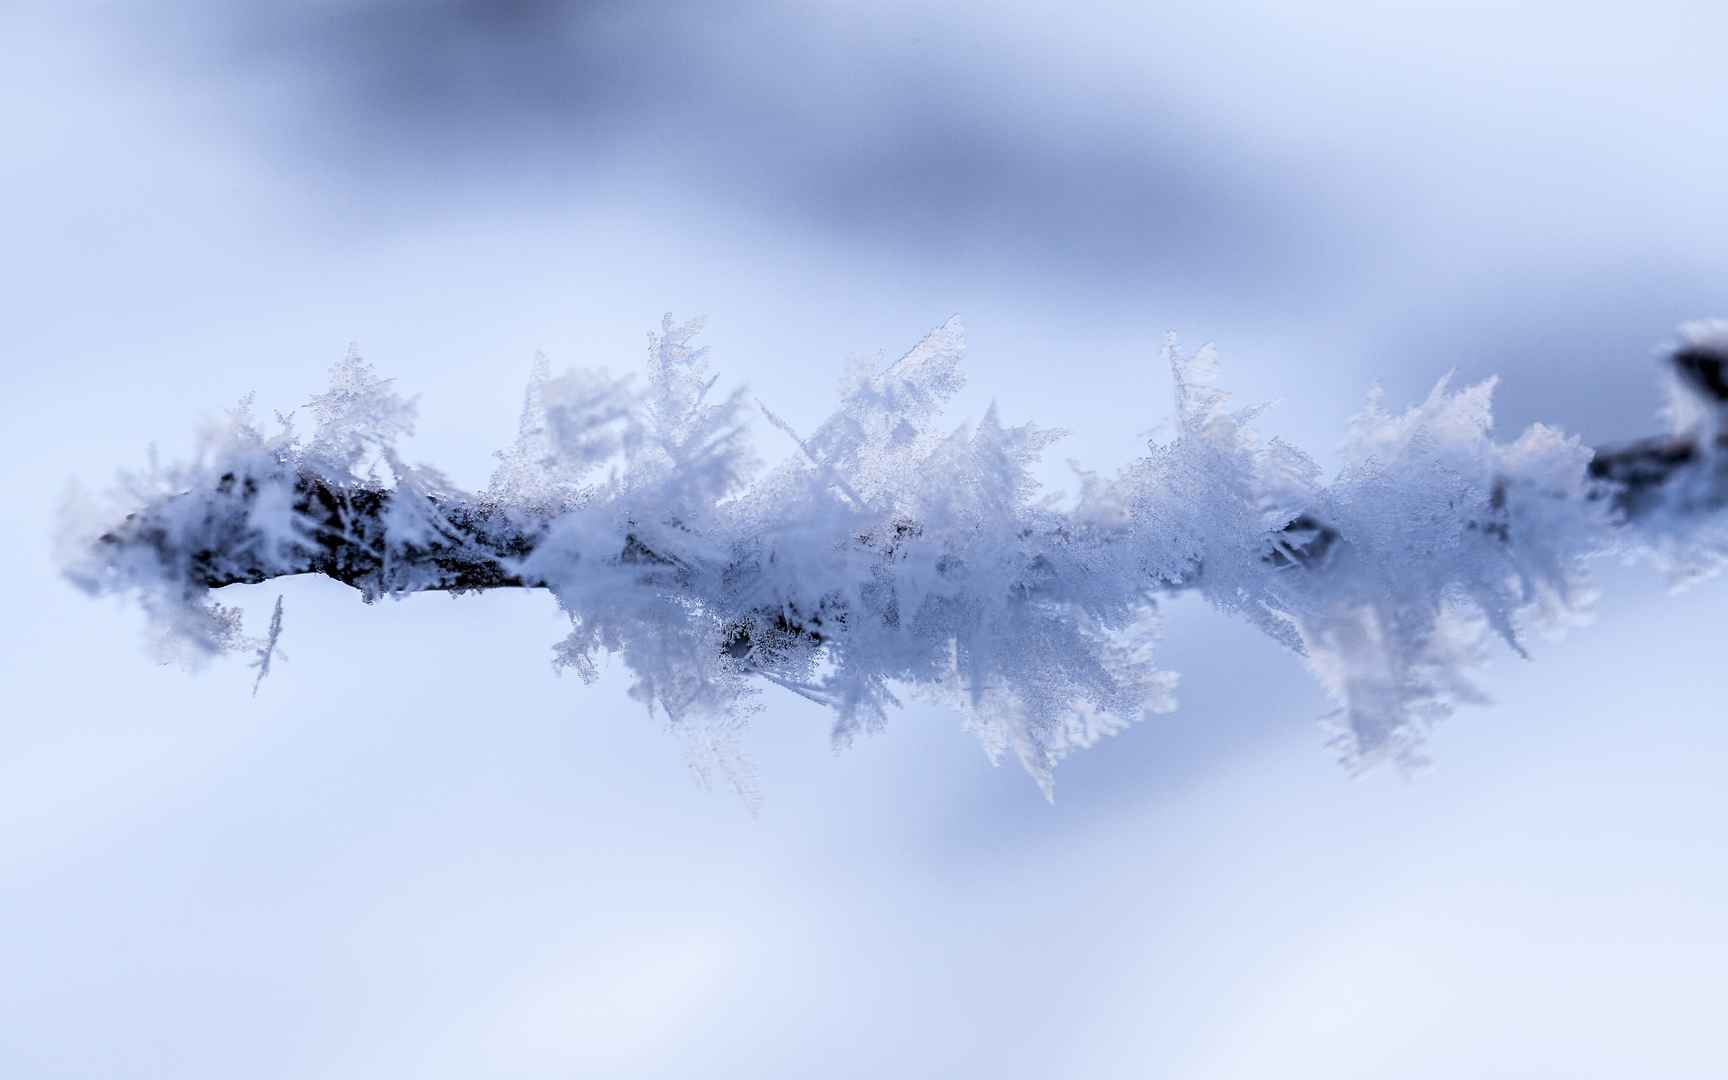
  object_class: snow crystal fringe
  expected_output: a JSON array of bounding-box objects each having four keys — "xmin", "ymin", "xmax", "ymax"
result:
[{"xmin": 61, "ymin": 315, "xmax": 1728, "ymax": 795}]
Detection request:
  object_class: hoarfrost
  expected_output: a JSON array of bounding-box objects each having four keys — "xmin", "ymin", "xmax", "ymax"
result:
[
  {"xmin": 62, "ymin": 315, "xmax": 1728, "ymax": 796},
  {"xmin": 250, "ymin": 595, "xmax": 286, "ymax": 696}
]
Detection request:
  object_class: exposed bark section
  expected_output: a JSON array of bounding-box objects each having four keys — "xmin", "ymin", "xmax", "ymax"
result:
[
  {"xmin": 1672, "ymin": 344, "xmax": 1728, "ymax": 406},
  {"xmin": 103, "ymin": 473, "xmax": 544, "ymax": 594},
  {"xmin": 1586, "ymin": 339, "xmax": 1728, "ymax": 520},
  {"xmin": 1589, "ymin": 433, "xmax": 1728, "ymax": 517},
  {"xmin": 1264, "ymin": 513, "xmax": 1340, "ymax": 568}
]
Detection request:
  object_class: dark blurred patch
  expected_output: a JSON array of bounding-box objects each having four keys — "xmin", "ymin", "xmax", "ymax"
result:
[
  {"xmin": 232, "ymin": 0, "xmax": 706, "ymax": 136},
  {"xmin": 199, "ymin": 0, "xmax": 1322, "ymax": 289},
  {"xmin": 740, "ymin": 98, "xmax": 1313, "ymax": 286}
]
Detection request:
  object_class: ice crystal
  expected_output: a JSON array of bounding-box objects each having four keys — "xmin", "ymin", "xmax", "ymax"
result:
[{"xmin": 62, "ymin": 315, "xmax": 1728, "ymax": 796}]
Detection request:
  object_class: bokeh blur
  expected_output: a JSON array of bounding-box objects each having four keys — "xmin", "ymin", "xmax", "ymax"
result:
[{"xmin": 4, "ymin": 3, "xmax": 1726, "ymax": 1076}]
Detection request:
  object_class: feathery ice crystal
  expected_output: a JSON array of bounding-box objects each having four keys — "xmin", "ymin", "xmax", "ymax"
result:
[{"xmin": 61, "ymin": 316, "xmax": 1728, "ymax": 797}]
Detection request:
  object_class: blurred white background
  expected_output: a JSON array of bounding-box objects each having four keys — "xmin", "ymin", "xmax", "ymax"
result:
[{"xmin": 4, "ymin": 3, "xmax": 1726, "ymax": 1076}]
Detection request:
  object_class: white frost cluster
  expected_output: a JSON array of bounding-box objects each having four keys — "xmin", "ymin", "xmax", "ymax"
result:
[
  {"xmin": 63, "ymin": 317, "xmax": 1725, "ymax": 795},
  {"xmin": 60, "ymin": 350, "xmax": 443, "ymax": 674},
  {"xmin": 1285, "ymin": 379, "xmax": 1605, "ymax": 766},
  {"xmin": 60, "ymin": 395, "xmax": 296, "ymax": 668}
]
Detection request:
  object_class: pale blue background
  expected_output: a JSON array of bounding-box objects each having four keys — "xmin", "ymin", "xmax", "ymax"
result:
[{"xmin": 4, "ymin": 3, "xmax": 1726, "ymax": 1076}]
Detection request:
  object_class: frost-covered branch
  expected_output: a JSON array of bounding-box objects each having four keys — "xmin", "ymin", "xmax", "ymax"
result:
[{"xmin": 61, "ymin": 317, "xmax": 1728, "ymax": 796}]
